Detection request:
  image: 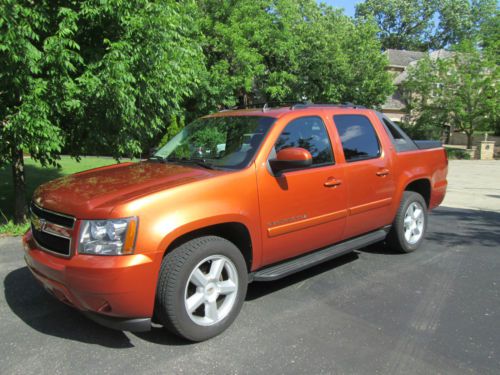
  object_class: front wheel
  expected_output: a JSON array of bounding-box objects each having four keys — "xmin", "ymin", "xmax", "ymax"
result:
[
  {"xmin": 155, "ymin": 236, "xmax": 248, "ymax": 341},
  {"xmin": 387, "ymin": 191, "xmax": 428, "ymax": 253}
]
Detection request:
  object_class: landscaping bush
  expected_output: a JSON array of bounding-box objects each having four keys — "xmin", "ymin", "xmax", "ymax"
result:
[{"xmin": 445, "ymin": 148, "xmax": 471, "ymax": 160}]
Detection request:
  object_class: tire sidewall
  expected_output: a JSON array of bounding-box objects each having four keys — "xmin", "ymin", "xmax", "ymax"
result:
[
  {"xmin": 395, "ymin": 192, "xmax": 428, "ymax": 252},
  {"xmin": 169, "ymin": 238, "xmax": 248, "ymax": 341}
]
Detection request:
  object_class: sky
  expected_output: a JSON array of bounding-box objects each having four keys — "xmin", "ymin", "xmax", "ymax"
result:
[{"xmin": 317, "ymin": 0, "xmax": 364, "ymax": 17}]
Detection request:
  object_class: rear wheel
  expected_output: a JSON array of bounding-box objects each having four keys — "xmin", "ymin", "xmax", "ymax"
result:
[
  {"xmin": 387, "ymin": 191, "xmax": 427, "ymax": 253},
  {"xmin": 155, "ymin": 236, "xmax": 248, "ymax": 341}
]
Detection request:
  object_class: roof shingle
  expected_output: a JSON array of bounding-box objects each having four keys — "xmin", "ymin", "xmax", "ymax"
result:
[{"xmin": 385, "ymin": 49, "xmax": 426, "ymax": 67}]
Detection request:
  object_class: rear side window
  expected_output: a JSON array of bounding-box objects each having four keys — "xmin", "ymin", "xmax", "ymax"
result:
[
  {"xmin": 274, "ymin": 116, "xmax": 334, "ymax": 166},
  {"xmin": 334, "ymin": 115, "xmax": 381, "ymax": 162},
  {"xmin": 379, "ymin": 116, "xmax": 418, "ymax": 152},
  {"xmin": 384, "ymin": 118, "xmax": 405, "ymax": 141}
]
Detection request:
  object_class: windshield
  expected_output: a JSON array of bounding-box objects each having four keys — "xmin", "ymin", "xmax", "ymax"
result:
[{"xmin": 153, "ymin": 116, "xmax": 276, "ymax": 170}]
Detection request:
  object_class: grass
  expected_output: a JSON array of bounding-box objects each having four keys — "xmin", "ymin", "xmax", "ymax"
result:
[
  {"xmin": 0, "ymin": 156, "xmax": 121, "ymax": 236},
  {"xmin": 0, "ymin": 219, "xmax": 30, "ymax": 237}
]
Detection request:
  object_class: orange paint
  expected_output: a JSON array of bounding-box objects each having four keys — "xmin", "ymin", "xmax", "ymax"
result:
[{"xmin": 23, "ymin": 105, "xmax": 448, "ymax": 323}]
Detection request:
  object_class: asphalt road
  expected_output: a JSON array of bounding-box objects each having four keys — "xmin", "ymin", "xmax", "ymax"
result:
[{"xmin": 1, "ymin": 206, "xmax": 499, "ymax": 375}]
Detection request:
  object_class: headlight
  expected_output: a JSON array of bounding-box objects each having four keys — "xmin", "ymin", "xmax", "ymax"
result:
[{"xmin": 78, "ymin": 217, "xmax": 138, "ymax": 255}]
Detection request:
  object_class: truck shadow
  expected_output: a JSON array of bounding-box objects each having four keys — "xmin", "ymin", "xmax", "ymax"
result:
[
  {"xmin": 246, "ymin": 252, "xmax": 359, "ymax": 300},
  {"xmin": 3, "ymin": 267, "xmax": 190, "ymax": 348}
]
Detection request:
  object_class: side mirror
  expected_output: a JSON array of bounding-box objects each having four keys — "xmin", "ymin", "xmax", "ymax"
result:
[{"xmin": 269, "ymin": 147, "xmax": 313, "ymax": 176}]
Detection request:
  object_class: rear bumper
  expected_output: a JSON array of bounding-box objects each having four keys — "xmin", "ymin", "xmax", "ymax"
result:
[{"xmin": 23, "ymin": 230, "xmax": 159, "ymax": 330}]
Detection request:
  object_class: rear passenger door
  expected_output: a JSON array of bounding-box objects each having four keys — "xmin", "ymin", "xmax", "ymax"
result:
[{"xmin": 332, "ymin": 113, "xmax": 396, "ymax": 239}]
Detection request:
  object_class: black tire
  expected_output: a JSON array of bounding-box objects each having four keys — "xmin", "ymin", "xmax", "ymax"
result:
[
  {"xmin": 387, "ymin": 191, "xmax": 428, "ymax": 253},
  {"xmin": 155, "ymin": 236, "xmax": 248, "ymax": 341}
]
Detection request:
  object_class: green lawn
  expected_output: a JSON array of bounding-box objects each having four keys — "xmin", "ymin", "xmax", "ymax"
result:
[{"xmin": 0, "ymin": 156, "xmax": 124, "ymax": 234}]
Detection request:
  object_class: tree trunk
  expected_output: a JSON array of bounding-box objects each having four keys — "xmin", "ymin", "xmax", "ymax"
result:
[
  {"xmin": 11, "ymin": 147, "xmax": 27, "ymax": 224},
  {"xmin": 466, "ymin": 132, "xmax": 473, "ymax": 149}
]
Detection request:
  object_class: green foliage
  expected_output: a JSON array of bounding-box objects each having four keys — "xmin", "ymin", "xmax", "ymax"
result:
[
  {"xmin": 397, "ymin": 119, "xmax": 442, "ymax": 141},
  {"xmin": 480, "ymin": 9, "xmax": 500, "ymax": 65},
  {"xmin": 1, "ymin": 0, "xmax": 394, "ymax": 221},
  {"xmin": 403, "ymin": 41, "xmax": 499, "ymax": 147},
  {"xmin": 445, "ymin": 148, "xmax": 471, "ymax": 160},
  {"xmin": 0, "ymin": 0, "xmax": 205, "ymax": 164},
  {"xmin": 355, "ymin": 0, "xmax": 498, "ymax": 51},
  {"xmin": 0, "ymin": 219, "xmax": 30, "ymax": 237},
  {"xmin": 156, "ymin": 115, "xmax": 185, "ymax": 149},
  {"xmin": 193, "ymin": 0, "xmax": 393, "ymax": 111}
]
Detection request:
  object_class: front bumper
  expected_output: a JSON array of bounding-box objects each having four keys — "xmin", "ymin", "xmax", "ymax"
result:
[{"xmin": 23, "ymin": 230, "xmax": 158, "ymax": 331}]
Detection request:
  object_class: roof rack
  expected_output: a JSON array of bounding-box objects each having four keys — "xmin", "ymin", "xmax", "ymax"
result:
[{"xmin": 218, "ymin": 101, "xmax": 367, "ymax": 113}]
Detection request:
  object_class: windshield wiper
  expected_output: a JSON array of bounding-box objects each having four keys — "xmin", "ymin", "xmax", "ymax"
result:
[
  {"xmin": 165, "ymin": 156, "xmax": 216, "ymax": 170},
  {"xmin": 148, "ymin": 155, "xmax": 167, "ymax": 162},
  {"xmin": 183, "ymin": 158, "xmax": 216, "ymax": 170}
]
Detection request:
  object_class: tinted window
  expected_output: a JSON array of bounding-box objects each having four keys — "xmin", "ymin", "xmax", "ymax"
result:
[
  {"xmin": 274, "ymin": 116, "xmax": 334, "ymax": 166},
  {"xmin": 383, "ymin": 118, "xmax": 405, "ymax": 140},
  {"xmin": 334, "ymin": 115, "xmax": 380, "ymax": 162},
  {"xmin": 378, "ymin": 115, "xmax": 418, "ymax": 152}
]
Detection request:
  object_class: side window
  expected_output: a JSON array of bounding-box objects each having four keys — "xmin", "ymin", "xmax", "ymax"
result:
[
  {"xmin": 380, "ymin": 116, "xmax": 418, "ymax": 152},
  {"xmin": 274, "ymin": 116, "xmax": 334, "ymax": 166},
  {"xmin": 383, "ymin": 119, "xmax": 404, "ymax": 140},
  {"xmin": 334, "ymin": 115, "xmax": 381, "ymax": 162},
  {"xmin": 383, "ymin": 118, "xmax": 407, "ymax": 145}
]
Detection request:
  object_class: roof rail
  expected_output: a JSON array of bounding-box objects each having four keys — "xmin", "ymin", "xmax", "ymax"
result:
[
  {"xmin": 291, "ymin": 102, "xmax": 367, "ymax": 110},
  {"xmin": 218, "ymin": 101, "xmax": 367, "ymax": 112},
  {"xmin": 218, "ymin": 101, "xmax": 308, "ymax": 113}
]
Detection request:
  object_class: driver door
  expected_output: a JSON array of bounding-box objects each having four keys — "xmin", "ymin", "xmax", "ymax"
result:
[{"xmin": 256, "ymin": 115, "xmax": 348, "ymax": 266}]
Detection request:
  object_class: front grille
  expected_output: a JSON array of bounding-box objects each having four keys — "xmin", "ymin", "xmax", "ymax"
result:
[
  {"xmin": 30, "ymin": 202, "xmax": 75, "ymax": 228},
  {"xmin": 30, "ymin": 203, "xmax": 75, "ymax": 257},
  {"xmin": 31, "ymin": 226, "xmax": 71, "ymax": 255}
]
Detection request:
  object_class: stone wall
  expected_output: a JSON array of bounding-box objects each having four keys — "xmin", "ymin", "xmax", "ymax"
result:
[{"xmin": 448, "ymin": 132, "xmax": 500, "ymax": 158}]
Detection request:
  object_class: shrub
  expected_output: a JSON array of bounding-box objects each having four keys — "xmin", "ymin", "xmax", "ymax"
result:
[{"xmin": 445, "ymin": 148, "xmax": 471, "ymax": 160}]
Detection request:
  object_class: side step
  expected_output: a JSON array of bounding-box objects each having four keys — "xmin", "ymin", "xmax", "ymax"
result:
[{"xmin": 251, "ymin": 229, "xmax": 387, "ymax": 282}]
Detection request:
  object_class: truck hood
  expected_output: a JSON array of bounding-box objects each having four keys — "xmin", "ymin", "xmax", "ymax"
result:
[{"xmin": 32, "ymin": 161, "xmax": 223, "ymax": 217}]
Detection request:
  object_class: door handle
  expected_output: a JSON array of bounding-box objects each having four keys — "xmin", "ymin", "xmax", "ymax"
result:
[
  {"xmin": 376, "ymin": 169, "xmax": 390, "ymax": 177},
  {"xmin": 324, "ymin": 178, "xmax": 342, "ymax": 187}
]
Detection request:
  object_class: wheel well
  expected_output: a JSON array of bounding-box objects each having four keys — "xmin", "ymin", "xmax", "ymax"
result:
[
  {"xmin": 165, "ymin": 222, "xmax": 253, "ymax": 271},
  {"xmin": 405, "ymin": 179, "xmax": 431, "ymax": 207}
]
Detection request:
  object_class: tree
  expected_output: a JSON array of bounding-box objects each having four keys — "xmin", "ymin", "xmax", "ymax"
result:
[
  {"xmin": 1, "ymin": 0, "xmax": 394, "ymax": 223},
  {"xmin": 355, "ymin": 0, "xmax": 498, "ymax": 51},
  {"xmin": 193, "ymin": 0, "xmax": 393, "ymax": 113},
  {"xmin": 0, "ymin": 0, "xmax": 204, "ymax": 223},
  {"xmin": 295, "ymin": 9, "xmax": 393, "ymax": 106},
  {"xmin": 403, "ymin": 41, "xmax": 499, "ymax": 148},
  {"xmin": 480, "ymin": 8, "xmax": 500, "ymax": 64}
]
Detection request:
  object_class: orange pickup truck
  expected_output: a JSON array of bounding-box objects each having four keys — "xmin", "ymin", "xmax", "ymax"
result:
[{"xmin": 23, "ymin": 103, "xmax": 448, "ymax": 341}]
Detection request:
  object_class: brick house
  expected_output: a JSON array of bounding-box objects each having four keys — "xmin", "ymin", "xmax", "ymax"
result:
[
  {"xmin": 381, "ymin": 49, "xmax": 453, "ymax": 123},
  {"xmin": 381, "ymin": 49, "xmax": 425, "ymax": 122}
]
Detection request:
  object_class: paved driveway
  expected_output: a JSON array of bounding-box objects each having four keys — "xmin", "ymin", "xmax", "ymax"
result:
[
  {"xmin": 0, "ymin": 161, "xmax": 499, "ymax": 374},
  {"xmin": 443, "ymin": 160, "xmax": 500, "ymax": 212}
]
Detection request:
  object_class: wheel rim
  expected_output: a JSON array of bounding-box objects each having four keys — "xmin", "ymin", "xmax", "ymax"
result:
[
  {"xmin": 403, "ymin": 201, "xmax": 425, "ymax": 245},
  {"xmin": 184, "ymin": 255, "xmax": 239, "ymax": 326}
]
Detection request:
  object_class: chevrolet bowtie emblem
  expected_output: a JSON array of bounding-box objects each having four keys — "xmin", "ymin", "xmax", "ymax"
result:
[{"xmin": 32, "ymin": 215, "xmax": 46, "ymax": 232}]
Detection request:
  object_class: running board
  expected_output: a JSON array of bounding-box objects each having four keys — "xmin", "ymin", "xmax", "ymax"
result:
[{"xmin": 251, "ymin": 229, "xmax": 387, "ymax": 282}]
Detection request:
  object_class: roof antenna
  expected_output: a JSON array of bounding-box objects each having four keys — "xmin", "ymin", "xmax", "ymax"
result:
[{"xmin": 262, "ymin": 103, "xmax": 269, "ymax": 112}]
